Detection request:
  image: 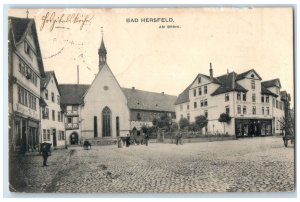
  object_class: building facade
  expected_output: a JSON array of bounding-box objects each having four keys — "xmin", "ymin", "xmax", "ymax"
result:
[
  {"xmin": 58, "ymin": 37, "xmax": 177, "ymax": 145},
  {"xmin": 175, "ymin": 64, "xmax": 289, "ymax": 137},
  {"xmin": 40, "ymin": 71, "xmax": 65, "ymax": 148},
  {"xmin": 8, "ymin": 17, "xmax": 45, "ymax": 153}
]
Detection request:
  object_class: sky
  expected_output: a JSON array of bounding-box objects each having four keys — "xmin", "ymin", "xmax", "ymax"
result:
[{"xmin": 9, "ymin": 7, "xmax": 294, "ymax": 106}]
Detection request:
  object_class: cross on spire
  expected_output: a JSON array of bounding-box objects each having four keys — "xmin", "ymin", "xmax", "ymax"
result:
[
  {"xmin": 26, "ymin": 9, "xmax": 29, "ymax": 18},
  {"xmin": 101, "ymin": 26, "xmax": 103, "ymax": 37}
]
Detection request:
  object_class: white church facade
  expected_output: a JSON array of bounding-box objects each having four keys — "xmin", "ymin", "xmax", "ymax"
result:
[{"xmin": 59, "ymin": 37, "xmax": 177, "ymax": 145}]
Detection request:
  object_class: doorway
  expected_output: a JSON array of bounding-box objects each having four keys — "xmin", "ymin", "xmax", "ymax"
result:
[{"xmin": 70, "ymin": 132, "xmax": 79, "ymax": 145}]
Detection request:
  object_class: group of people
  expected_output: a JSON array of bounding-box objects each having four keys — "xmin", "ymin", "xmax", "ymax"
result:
[{"xmin": 124, "ymin": 131, "xmax": 150, "ymax": 147}]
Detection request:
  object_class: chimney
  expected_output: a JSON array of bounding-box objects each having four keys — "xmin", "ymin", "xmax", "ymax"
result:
[
  {"xmin": 162, "ymin": 92, "xmax": 164, "ymax": 95},
  {"xmin": 232, "ymin": 72, "xmax": 235, "ymax": 89},
  {"xmin": 132, "ymin": 87, "xmax": 135, "ymax": 90},
  {"xmin": 77, "ymin": 65, "xmax": 79, "ymax": 85},
  {"xmin": 209, "ymin": 62, "xmax": 213, "ymax": 80}
]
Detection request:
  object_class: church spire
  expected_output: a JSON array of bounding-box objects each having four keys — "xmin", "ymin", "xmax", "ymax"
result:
[{"xmin": 98, "ymin": 27, "xmax": 107, "ymax": 70}]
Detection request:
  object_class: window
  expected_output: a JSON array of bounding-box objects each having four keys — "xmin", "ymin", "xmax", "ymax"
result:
[
  {"xmin": 201, "ymin": 100, "xmax": 204, "ymax": 107},
  {"xmin": 204, "ymin": 86, "xmax": 207, "ymax": 94},
  {"xmin": 137, "ymin": 113, "xmax": 141, "ymax": 120},
  {"xmin": 226, "ymin": 106, "xmax": 230, "ymax": 115},
  {"xmin": 43, "ymin": 129, "xmax": 46, "ymax": 141},
  {"xmin": 19, "ymin": 60, "xmax": 26, "ymax": 75},
  {"xmin": 251, "ymin": 79, "xmax": 255, "ymax": 89},
  {"xmin": 266, "ymin": 107, "xmax": 270, "ymax": 115},
  {"xmin": 237, "ymin": 92, "xmax": 241, "ymax": 101},
  {"xmin": 204, "ymin": 110, "xmax": 208, "ymax": 118},
  {"xmin": 225, "ymin": 93, "xmax": 229, "ymax": 102},
  {"xmin": 193, "ymin": 89, "xmax": 196, "ymax": 97},
  {"xmin": 180, "ymin": 105, "xmax": 183, "ymax": 111},
  {"xmin": 261, "ymin": 96, "xmax": 264, "ymax": 103},
  {"xmin": 198, "ymin": 77, "xmax": 201, "ymax": 83},
  {"xmin": 57, "ymin": 95, "xmax": 60, "ymax": 104},
  {"xmin": 58, "ymin": 111, "xmax": 61, "ymax": 122},
  {"xmin": 262, "ymin": 107, "xmax": 264, "ymax": 115},
  {"xmin": 276, "ymin": 100, "xmax": 278, "ymax": 108},
  {"xmin": 252, "ymin": 106, "xmax": 256, "ymax": 115},
  {"xmin": 237, "ymin": 105, "xmax": 241, "ymax": 114},
  {"xmin": 45, "ymin": 108, "xmax": 49, "ymax": 120},
  {"xmin": 52, "ymin": 110, "xmax": 55, "ymax": 121},
  {"xmin": 51, "ymin": 92, "xmax": 55, "ymax": 102},
  {"xmin": 194, "ymin": 102, "xmax": 197, "ymax": 108},
  {"xmin": 67, "ymin": 117, "xmax": 72, "ymax": 124},
  {"xmin": 252, "ymin": 94, "xmax": 256, "ymax": 102},
  {"xmin": 61, "ymin": 112, "xmax": 64, "ymax": 122},
  {"xmin": 24, "ymin": 41, "xmax": 31, "ymax": 55},
  {"xmin": 72, "ymin": 106, "xmax": 78, "ymax": 111},
  {"xmin": 187, "ymin": 113, "xmax": 190, "ymax": 121},
  {"xmin": 199, "ymin": 87, "xmax": 202, "ymax": 96},
  {"xmin": 243, "ymin": 93, "xmax": 247, "ymax": 101},
  {"xmin": 62, "ymin": 131, "xmax": 65, "ymax": 140},
  {"xmin": 279, "ymin": 102, "xmax": 282, "ymax": 110},
  {"xmin": 204, "ymin": 99, "xmax": 207, "ymax": 106},
  {"xmin": 45, "ymin": 90, "xmax": 48, "ymax": 100},
  {"xmin": 243, "ymin": 106, "xmax": 247, "ymax": 114},
  {"xmin": 273, "ymin": 98, "xmax": 275, "ymax": 106},
  {"xmin": 58, "ymin": 131, "xmax": 62, "ymax": 141},
  {"xmin": 102, "ymin": 107, "xmax": 111, "ymax": 137},
  {"xmin": 47, "ymin": 129, "xmax": 50, "ymax": 141},
  {"xmin": 266, "ymin": 96, "xmax": 269, "ymax": 103},
  {"xmin": 187, "ymin": 104, "xmax": 189, "ymax": 110},
  {"xmin": 17, "ymin": 85, "xmax": 36, "ymax": 110}
]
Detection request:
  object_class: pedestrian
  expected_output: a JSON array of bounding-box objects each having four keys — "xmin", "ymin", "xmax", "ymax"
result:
[
  {"xmin": 126, "ymin": 134, "xmax": 130, "ymax": 147},
  {"xmin": 41, "ymin": 143, "xmax": 51, "ymax": 166},
  {"xmin": 179, "ymin": 130, "xmax": 183, "ymax": 145},
  {"xmin": 144, "ymin": 132, "xmax": 149, "ymax": 146},
  {"xmin": 175, "ymin": 131, "xmax": 179, "ymax": 145}
]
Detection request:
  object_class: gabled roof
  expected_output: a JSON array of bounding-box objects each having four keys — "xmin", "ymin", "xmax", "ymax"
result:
[
  {"xmin": 174, "ymin": 84, "xmax": 192, "ymax": 105},
  {"xmin": 235, "ymin": 69, "xmax": 262, "ymax": 81},
  {"xmin": 262, "ymin": 78, "xmax": 281, "ymax": 88},
  {"xmin": 9, "ymin": 16, "xmax": 45, "ymax": 77},
  {"xmin": 122, "ymin": 88, "xmax": 177, "ymax": 112},
  {"xmin": 211, "ymin": 72, "xmax": 248, "ymax": 96},
  {"xmin": 261, "ymin": 85, "xmax": 278, "ymax": 97},
  {"xmin": 41, "ymin": 71, "xmax": 61, "ymax": 94},
  {"xmin": 58, "ymin": 84, "xmax": 90, "ymax": 105}
]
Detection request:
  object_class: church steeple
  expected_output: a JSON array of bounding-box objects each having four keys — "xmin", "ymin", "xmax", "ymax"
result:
[{"xmin": 98, "ymin": 27, "xmax": 107, "ymax": 70}]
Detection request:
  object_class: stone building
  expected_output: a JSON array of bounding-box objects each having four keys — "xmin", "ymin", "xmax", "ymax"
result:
[
  {"xmin": 40, "ymin": 71, "xmax": 66, "ymax": 148},
  {"xmin": 175, "ymin": 64, "xmax": 290, "ymax": 137},
  {"xmin": 8, "ymin": 17, "xmax": 45, "ymax": 153},
  {"xmin": 58, "ymin": 37, "xmax": 177, "ymax": 145}
]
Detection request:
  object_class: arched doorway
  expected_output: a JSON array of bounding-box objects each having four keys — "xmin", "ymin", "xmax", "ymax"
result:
[
  {"xmin": 102, "ymin": 107, "xmax": 111, "ymax": 137},
  {"xmin": 70, "ymin": 132, "xmax": 79, "ymax": 145}
]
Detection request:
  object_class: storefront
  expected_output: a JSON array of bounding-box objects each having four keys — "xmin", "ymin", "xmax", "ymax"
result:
[
  {"xmin": 235, "ymin": 119, "xmax": 272, "ymax": 137},
  {"xmin": 13, "ymin": 112, "xmax": 40, "ymax": 153}
]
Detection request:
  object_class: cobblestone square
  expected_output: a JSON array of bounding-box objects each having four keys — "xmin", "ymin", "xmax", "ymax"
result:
[{"xmin": 15, "ymin": 136, "xmax": 294, "ymax": 193}]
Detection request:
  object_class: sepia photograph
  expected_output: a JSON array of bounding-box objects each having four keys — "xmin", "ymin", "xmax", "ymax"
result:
[{"xmin": 6, "ymin": 6, "xmax": 295, "ymax": 194}]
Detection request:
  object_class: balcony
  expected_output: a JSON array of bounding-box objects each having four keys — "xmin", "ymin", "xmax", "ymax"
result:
[
  {"xmin": 65, "ymin": 110, "xmax": 78, "ymax": 116},
  {"xmin": 65, "ymin": 123, "xmax": 79, "ymax": 130}
]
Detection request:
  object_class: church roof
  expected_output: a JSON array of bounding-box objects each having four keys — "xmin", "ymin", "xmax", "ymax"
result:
[
  {"xmin": 58, "ymin": 84, "xmax": 177, "ymax": 112},
  {"xmin": 122, "ymin": 88, "xmax": 177, "ymax": 112},
  {"xmin": 58, "ymin": 84, "xmax": 90, "ymax": 105}
]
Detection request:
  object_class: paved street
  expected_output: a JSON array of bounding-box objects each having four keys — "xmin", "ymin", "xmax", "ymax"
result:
[{"xmin": 15, "ymin": 136, "xmax": 294, "ymax": 193}]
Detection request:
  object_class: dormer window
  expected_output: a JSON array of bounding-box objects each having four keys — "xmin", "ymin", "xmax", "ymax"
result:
[
  {"xmin": 251, "ymin": 74, "xmax": 255, "ymax": 78},
  {"xmin": 198, "ymin": 77, "xmax": 201, "ymax": 83}
]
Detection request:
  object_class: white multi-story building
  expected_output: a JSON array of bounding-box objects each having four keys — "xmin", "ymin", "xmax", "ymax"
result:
[
  {"xmin": 8, "ymin": 17, "xmax": 45, "ymax": 153},
  {"xmin": 175, "ymin": 64, "xmax": 290, "ymax": 137},
  {"xmin": 40, "ymin": 71, "xmax": 65, "ymax": 148}
]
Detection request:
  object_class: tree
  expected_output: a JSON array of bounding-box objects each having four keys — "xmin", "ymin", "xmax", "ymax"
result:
[
  {"xmin": 218, "ymin": 113, "xmax": 231, "ymax": 134},
  {"xmin": 170, "ymin": 122, "xmax": 179, "ymax": 132},
  {"xmin": 179, "ymin": 118, "xmax": 190, "ymax": 130},
  {"xmin": 195, "ymin": 115, "xmax": 208, "ymax": 130}
]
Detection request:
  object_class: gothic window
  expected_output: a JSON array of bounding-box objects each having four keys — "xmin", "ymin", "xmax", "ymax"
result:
[{"xmin": 102, "ymin": 107, "xmax": 111, "ymax": 137}]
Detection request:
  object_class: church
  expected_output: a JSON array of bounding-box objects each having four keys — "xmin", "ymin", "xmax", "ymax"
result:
[{"xmin": 59, "ymin": 37, "xmax": 177, "ymax": 145}]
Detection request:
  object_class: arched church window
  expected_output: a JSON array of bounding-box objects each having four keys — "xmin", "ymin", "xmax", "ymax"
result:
[{"xmin": 102, "ymin": 107, "xmax": 111, "ymax": 137}]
